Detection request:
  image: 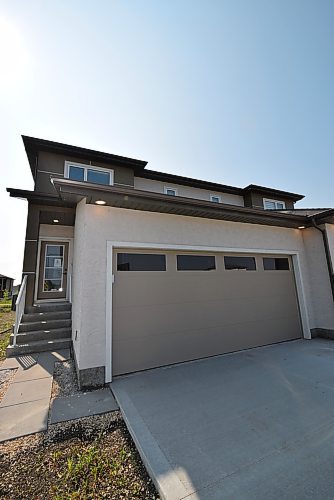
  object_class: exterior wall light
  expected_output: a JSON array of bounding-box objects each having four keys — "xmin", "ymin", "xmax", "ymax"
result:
[
  {"xmin": 298, "ymin": 226, "xmax": 306, "ymax": 229},
  {"xmin": 95, "ymin": 200, "xmax": 106, "ymax": 205},
  {"xmin": 53, "ymin": 219, "xmax": 59, "ymax": 223}
]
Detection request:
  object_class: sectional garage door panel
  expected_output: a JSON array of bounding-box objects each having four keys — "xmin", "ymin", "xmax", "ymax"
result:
[{"xmin": 112, "ymin": 251, "xmax": 302, "ymax": 376}]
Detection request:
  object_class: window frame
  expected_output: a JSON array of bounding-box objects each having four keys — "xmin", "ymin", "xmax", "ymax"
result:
[
  {"xmin": 164, "ymin": 186, "xmax": 178, "ymax": 196},
  {"xmin": 176, "ymin": 254, "xmax": 216, "ymax": 271},
  {"xmin": 223, "ymin": 255, "xmax": 257, "ymax": 271},
  {"xmin": 64, "ymin": 161, "xmax": 114, "ymax": 186},
  {"xmin": 116, "ymin": 252, "xmax": 167, "ymax": 272},
  {"xmin": 263, "ymin": 198, "xmax": 286, "ymax": 210},
  {"xmin": 43, "ymin": 243, "xmax": 65, "ymax": 292},
  {"xmin": 210, "ymin": 194, "xmax": 221, "ymax": 204},
  {"xmin": 263, "ymin": 257, "xmax": 290, "ymax": 271}
]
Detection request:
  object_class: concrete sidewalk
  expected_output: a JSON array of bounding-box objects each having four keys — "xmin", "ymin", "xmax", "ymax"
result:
[
  {"xmin": 0, "ymin": 350, "xmax": 119, "ymax": 442},
  {"xmin": 0, "ymin": 350, "xmax": 70, "ymax": 441}
]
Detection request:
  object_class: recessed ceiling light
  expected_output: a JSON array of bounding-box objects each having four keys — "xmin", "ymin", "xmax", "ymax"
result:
[
  {"xmin": 298, "ymin": 226, "xmax": 305, "ymax": 229},
  {"xmin": 53, "ymin": 219, "xmax": 59, "ymax": 223},
  {"xmin": 95, "ymin": 200, "xmax": 106, "ymax": 205}
]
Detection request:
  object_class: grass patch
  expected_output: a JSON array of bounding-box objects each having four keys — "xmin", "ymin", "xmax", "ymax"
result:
[
  {"xmin": 0, "ymin": 300, "xmax": 12, "ymax": 313},
  {"xmin": 0, "ymin": 417, "xmax": 158, "ymax": 499},
  {"xmin": 0, "ymin": 310, "xmax": 14, "ymax": 361}
]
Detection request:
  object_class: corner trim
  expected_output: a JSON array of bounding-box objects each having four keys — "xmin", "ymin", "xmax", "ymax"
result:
[
  {"xmin": 105, "ymin": 241, "xmax": 113, "ymax": 383},
  {"xmin": 292, "ymin": 253, "xmax": 311, "ymax": 339}
]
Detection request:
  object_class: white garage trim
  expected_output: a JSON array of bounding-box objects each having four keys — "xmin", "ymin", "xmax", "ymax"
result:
[
  {"xmin": 105, "ymin": 241, "xmax": 113, "ymax": 384},
  {"xmin": 105, "ymin": 241, "xmax": 311, "ymax": 383}
]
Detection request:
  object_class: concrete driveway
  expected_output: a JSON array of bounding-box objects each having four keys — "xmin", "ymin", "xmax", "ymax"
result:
[{"xmin": 111, "ymin": 339, "xmax": 334, "ymax": 500}]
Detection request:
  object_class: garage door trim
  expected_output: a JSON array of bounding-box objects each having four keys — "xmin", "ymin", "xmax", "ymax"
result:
[{"xmin": 105, "ymin": 241, "xmax": 311, "ymax": 383}]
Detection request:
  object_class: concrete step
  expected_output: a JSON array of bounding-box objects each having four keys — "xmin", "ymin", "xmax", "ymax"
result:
[
  {"xmin": 10, "ymin": 327, "xmax": 72, "ymax": 345},
  {"xmin": 22, "ymin": 310, "xmax": 72, "ymax": 323},
  {"xmin": 6, "ymin": 338, "xmax": 72, "ymax": 357},
  {"xmin": 25, "ymin": 302, "xmax": 72, "ymax": 314},
  {"xmin": 19, "ymin": 318, "xmax": 71, "ymax": 333}
]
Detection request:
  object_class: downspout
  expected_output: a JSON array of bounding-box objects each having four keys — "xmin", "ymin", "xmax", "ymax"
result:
[{"xmin": 311, "ymin": 218, "xmax": 334, "ymax": 301}]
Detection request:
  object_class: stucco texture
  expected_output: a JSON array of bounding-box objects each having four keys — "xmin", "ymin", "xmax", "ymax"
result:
[{"xmin": 71, "ymin": 200, "xmax": 334, "ymax": 372}]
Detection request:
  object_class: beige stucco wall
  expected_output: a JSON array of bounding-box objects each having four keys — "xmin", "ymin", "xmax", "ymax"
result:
[
  {"xmin": 134, "ymin": 177, "xmax": 244, "ymax": 207},
  {"xmin": 71, "ymin": 201, "xmax": 334, "ymax": 372},
  {"xmin": 301, "ymin": 226, "xmax": 334, "ymax": 329}
]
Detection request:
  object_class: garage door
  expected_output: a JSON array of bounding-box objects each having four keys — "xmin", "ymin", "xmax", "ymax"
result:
[{"xmin": 112, "ymin": 250, "xmax": 302, "ymax": 375}]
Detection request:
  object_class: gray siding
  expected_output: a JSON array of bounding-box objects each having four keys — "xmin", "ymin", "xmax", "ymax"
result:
[{"xmin": 35, "ymin": 151, "xmax": 135, "ymax": 195}]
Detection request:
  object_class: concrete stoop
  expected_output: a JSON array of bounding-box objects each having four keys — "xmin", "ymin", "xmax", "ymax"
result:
[{"xmin": 7, "ymin": 302, "xmax": 72, "ymax": 357}]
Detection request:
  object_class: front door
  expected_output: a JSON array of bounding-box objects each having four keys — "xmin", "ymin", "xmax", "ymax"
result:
[{"xmin": 37, "ymin": 241, "xmax": 69, "ymax": 300}]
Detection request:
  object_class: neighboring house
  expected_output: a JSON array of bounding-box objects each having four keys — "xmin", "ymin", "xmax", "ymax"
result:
[
  {"xmin": 6, "ymin": 135, "xmax": 334, "ymax": 388},
  {"xmin": 12, "ymin": 284, "xmax": 20, "ymax": 296},
  {"xmin": 0, "ymin": 274, "xmax": 14, "ymax": 298}
]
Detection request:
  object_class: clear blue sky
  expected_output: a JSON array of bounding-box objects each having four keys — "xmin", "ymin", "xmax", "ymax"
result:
[{"xmin": 0, "ymin": 0, "xmax": 333, "ymax": 282}]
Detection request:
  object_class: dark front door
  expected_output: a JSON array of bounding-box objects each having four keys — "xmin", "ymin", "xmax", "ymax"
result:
[{"xmin": 37, "ymin": 241, "xmax": 69, "ymax": 300}]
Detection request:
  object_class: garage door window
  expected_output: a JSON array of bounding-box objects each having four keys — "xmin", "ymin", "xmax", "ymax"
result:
[
  {"xmin": 177, "ymin": 255, "xmax": 216, "ymax": 271},
  {"xmin": 263, "ymin": 257, "xmax": 289, "ymax": 270},
  {"xmin": 224, "ymin": 256, "xmax": 256, "ymax": 271},
  {"xmin": 117, "ymin": 253, "xmax": 166, "ymax": 271}
]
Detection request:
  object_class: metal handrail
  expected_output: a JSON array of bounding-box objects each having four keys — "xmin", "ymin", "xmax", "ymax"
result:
[{"xmin": 13, "ymin": 275, "xmax": 28, "ymax": 346}]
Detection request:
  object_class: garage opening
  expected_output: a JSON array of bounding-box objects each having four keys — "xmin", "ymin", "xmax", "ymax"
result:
[{"xmin": 112, "ymin": 250, "xmax": 302, "ymax": 376}]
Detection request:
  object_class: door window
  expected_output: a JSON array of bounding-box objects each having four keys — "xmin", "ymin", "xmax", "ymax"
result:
[{"xmin": 43, "ymin": 245, "xmax": 64, "ymax": 291}]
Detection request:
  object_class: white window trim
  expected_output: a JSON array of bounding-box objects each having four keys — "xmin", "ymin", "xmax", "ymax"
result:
[
  {"xmin": 263, "ymin": 198, "xmax": 286, "ymax": 210},
  {"xmin": 64, "ymin": 161, "xmax": 114, "ymax": 185},
  {"xmin": 210, "ymin": 194, "xmax": 221, "ymax": 203},
  {"xmin": 164, "ymin": 186, "xmax": 178, "ymax": 196}
]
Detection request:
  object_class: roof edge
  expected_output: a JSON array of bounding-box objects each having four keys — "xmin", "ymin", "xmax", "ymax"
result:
[
  {"xmin": 51, "ymin": 177, "xmax": 309, "ymax": 228},
  {"xmin": 22, "ymin": 135, "xmax": 148, "ymax": 179},
  {"xmin": 243, "ymin": 184, "xmax": 304, "ymax": 201}
]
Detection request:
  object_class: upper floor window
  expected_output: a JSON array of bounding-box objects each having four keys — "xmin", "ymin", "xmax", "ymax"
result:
[
  {"xmin": 164, "ymin": 187, "xmax": 177, "ymax": 196},
  {"xmin": 263, "ymin": 199, "xmax": 286, "ymax": 210},
  {"xmin": 64, "ymin": 162, "xmax": 114, "ymax": 186},
  {"xmin": 210, "ymin": 195, "xmax": 221, "ymax": 203}
]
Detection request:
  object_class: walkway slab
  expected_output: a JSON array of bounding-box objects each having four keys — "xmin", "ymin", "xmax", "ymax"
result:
[
  {"xmin": 0, "ymin": 377, "xmax": 53, "ymax": 407},
  {"xmin": 0, "ymin": 354, "xmax": 38, "ymax": 371},
  {"xmin": 14, "ymin": 363, "xmax": 53, "ymax": 382},
  {"xmin": 50, "ymin": 388, "xmax": 119, "ymax": 424},
  {"xmin": 37, "ymin": 350, "xmax": 70, "ymax": 372},
  {"xmin": 0, "ymin": 398, "xmax": 49, "ymax": 441}
]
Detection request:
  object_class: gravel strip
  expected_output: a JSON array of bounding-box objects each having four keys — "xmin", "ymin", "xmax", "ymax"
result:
[
  {"xmin": 51, "ymin": 358, "xmax": 80, "ymax": 399},
  {"xmin": 0, "ymin": 368, "xmax": 17, "ymax": 402}
]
